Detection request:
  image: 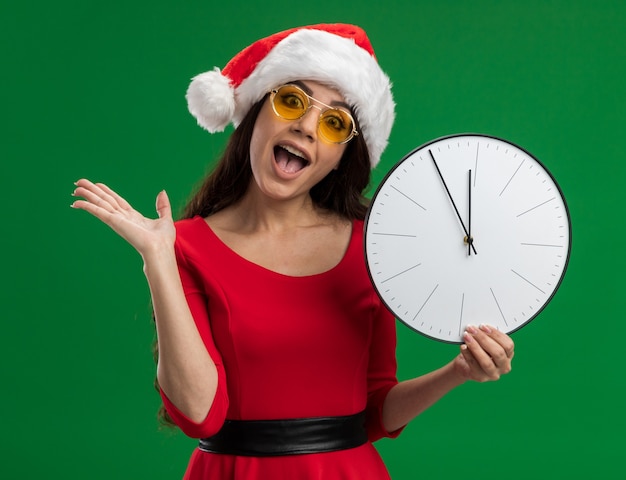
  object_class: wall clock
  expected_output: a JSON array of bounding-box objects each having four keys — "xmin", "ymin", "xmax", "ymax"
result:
[{"xmin": 364, "ymin": 134, "xmax": 571, "ymax": 343}]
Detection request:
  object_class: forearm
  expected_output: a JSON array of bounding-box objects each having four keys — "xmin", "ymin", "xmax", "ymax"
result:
[
  {"xmin": 382, "ymin": 361, "xmax": 466, "ymax": 433},
  {"xmin": 143, "ymin": 245, "xmax": 218, "ymax": 423}
]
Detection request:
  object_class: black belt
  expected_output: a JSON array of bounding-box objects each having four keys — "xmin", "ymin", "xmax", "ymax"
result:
[{"xmin": 198, "ymin": 411, "xmax": 367, "ymax": 456}]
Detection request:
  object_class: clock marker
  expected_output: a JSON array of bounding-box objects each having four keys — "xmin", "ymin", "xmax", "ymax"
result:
[
  {"xmin": 413, "ymin": 284, "xmax": 439, "ymax": 321},
  {"xmin": 459, "ymin": 293, "xmax": 465, "ymax": 337},
  {"xmin": 521, "ymin": 243, "xmax": 563, "ymax": 248},
  {"xmin": 390, "ymin": 185, "xmax": 426, "ymax": 210},
  {"xmin": 490, "ymin": 288, "xmax": 508, "ymax": 327},
  {"xmin": 381, "ymin": 263, "xmax": 421, "ymax": 284},
  {"xmin": 474, "ymin": 143, "xmax": 480, "ymax": 187},
  {"xmin": 517, "ymin": 197, "xmax": 556, "ymax": 217},
  {"xmin": 499, "ymin": 159, "xmax": 525, "ymax": 196},
  {"xmin": 371, "ymin": 232, "xmax": 417, "ymax": 238},
  {"xmin": 511, "ymin": 269, "xmax": 546, "ymax": 294}
]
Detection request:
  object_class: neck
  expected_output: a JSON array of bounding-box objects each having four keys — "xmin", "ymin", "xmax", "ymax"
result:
[{"xmin": 229, "ymin": 186, "xmax": 328, "ymax": 234}]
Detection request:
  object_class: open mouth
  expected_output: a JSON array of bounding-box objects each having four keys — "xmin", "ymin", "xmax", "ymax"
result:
[{"xmin": 274, "ymin": 144, "xmax": 310, "ymax": 174}]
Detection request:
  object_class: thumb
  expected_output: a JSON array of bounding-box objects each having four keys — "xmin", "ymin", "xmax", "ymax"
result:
[{"xmin": 155, "ymin": 190, "xmax": 172, "ymax": 220}]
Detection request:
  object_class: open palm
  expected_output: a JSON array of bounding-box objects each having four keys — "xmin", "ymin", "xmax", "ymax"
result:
[{"xmin": 72, "ymin": 179, "xmax": 176, "ymax": 257}]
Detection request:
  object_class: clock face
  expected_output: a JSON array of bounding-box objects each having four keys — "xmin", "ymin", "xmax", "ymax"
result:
[{"xmin": 364, "ymin": 134, "xmax": 571, "ymax": 343}]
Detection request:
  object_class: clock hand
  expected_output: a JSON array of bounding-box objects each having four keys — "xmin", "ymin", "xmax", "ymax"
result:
[
  {"xmin": 429, "ymin": 149, "xmax": 478, "ymax": 255},
  {"xmin": 467, "ymin": 169, "xmax": 474, "ymax": 256}
]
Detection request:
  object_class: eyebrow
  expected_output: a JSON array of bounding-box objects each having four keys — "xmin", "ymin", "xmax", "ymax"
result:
[{"xmin": 290, "ymin": 80, "xmax": 353, "ymax": 111}]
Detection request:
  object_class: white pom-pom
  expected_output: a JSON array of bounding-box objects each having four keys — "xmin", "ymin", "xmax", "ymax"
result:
[{"xmin": 186, "ymin": 68, "xmax": 235, "ymax": 133}]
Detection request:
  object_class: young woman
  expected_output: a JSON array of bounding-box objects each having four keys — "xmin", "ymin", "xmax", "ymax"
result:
[{"xmin": 72, "ymin": 24, "xmax": 514, "ymax": 479}]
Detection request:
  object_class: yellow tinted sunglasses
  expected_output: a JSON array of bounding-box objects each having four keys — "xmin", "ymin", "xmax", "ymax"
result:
[{"xmin": 269, "ymin": 84, "xmax": 359, "ymax": 144}]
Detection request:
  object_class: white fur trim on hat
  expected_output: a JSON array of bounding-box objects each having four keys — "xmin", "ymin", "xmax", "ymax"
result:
[
  {"xmin": 186, "ymin": 26, "xmax": 395, "ymax": 167},
  {"xmin": 186, "ymin": 68, "xmax": 235, "ymax": 133}
]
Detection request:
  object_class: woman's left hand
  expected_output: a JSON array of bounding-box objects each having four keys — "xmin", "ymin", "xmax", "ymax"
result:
[{"xmin": 454, "ymin": 325, "xmax": 514, "ymax": 382}]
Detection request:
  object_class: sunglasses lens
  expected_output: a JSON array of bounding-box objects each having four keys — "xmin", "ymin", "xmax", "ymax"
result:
[
  {"xmin": 272, "ymin": 85, "xmax": 309, "ymax": 120},
  {"xmin": 319, "ymin": 109, "xmax": 354, "ymax": 143}
]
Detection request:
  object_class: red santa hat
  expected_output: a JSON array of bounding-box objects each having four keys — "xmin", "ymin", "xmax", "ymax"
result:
[{"xmin": 186, "ymin": 23, "xmax": 395, "ymax": 167}]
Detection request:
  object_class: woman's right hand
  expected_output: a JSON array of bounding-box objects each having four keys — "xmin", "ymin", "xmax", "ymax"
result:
[
  {"xmin": 72, "ymin": 179, "xmax": 221, "ymax": 427},
  {"xmin": 71, "ymin": 179, "xmax": 176, "ymax": 258}
]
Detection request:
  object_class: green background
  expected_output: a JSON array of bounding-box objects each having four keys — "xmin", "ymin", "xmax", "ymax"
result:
[{"xmin": 2, "ymin": 0, "xmax": 624, "ymax": 478}]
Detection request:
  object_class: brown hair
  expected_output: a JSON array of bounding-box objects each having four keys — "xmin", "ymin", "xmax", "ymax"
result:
[{"xmin": 156, "ymin": 94, "xmax": 373, "ymax": 428}]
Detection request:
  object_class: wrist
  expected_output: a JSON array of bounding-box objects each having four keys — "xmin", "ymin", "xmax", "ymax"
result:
[
  {"xmin": 141, "ymin": 242, "xmax": 177, "ymax": 274},
  {"xmin": 445, "ymin": 358, "xmax": 469, "ymax": 387}
]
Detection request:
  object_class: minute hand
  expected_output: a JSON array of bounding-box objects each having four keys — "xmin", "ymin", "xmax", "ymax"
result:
[{"xmin": 429, "ymin": 149, "xmax": 478, "ymax": 255}]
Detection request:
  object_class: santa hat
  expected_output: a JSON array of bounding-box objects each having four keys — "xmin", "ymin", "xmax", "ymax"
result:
[{"xmin": 186, "ymin": 23, "xmax": 395, "ymax": 167}]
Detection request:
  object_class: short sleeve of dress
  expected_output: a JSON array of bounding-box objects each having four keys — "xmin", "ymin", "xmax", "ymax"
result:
[
  {"xmin": 365, "ymin": 295, "xmax": 404, "ymax": 442},
  {"xmin": 158, "ymin": 233, "xmax": 229, "ymax": 439}
]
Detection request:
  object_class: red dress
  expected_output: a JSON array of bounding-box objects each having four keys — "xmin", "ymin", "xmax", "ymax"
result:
[{"xmin": 161, "ymin": 216, "xmax": 402, "ymax": 479}]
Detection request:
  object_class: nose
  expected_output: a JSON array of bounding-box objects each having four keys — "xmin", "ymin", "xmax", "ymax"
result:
[{"xmin": 291, "ymin": 105, "xmax": 322, "ymax": 141}]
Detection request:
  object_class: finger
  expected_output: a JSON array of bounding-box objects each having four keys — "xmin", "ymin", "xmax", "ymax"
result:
[
  {"xmin": 73, "ymin": 186, "xmax": 116, "ymax": 213},
  {"xmin": 463, "ymin": 329, "xmax": 505, "ymax": 379},
  {"xmin": 71, "ymin": 198, "xmax": 119, "ymax": 226},
  {"xmin": 71, "ymin": 180, "xmax": 135, "ymax": 229},
  {"xmin": 459, "ymin": 345, "xmax": 474, "ymax": 370},
  {"xmin": 73, "ymin": 179, "xmax": 121, "ymax": 213},
  {"xmin": 469, "ymin": 326, "xmax": 514, "ymax": 372},
  {"xmin": 459, "ymin": 344, "xmax": 488, "ymax": 382},
  {"xmin": 74, "ymin": 178, "xmax": 111, "ymax": 198},
  {"xmin": 482, "ymin": 325, "xmax": 515, "ymax": 359},
  {"xmin": 95, "ymin": 182, "xmax": 133, "ymax": 211},
  {"xmin": 155, "ymin": 190, "xmax": 172, "ymax": 220},
  {"xmin": 470, "ymin": 325, "xmax": 514, "ymax": 367},
  {"xmin": 72, "ymin": 194, "xmax": 146, "ymax": 246}
]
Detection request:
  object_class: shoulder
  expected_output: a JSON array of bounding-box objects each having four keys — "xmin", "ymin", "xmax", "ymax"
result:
[
  {"xmin": 336, "ymin": 218, "xmax": 365, "ymax": 271},
  {"xmin": 174, "ymin": 216, "xmax": 202, "ymax": 236},
  {"xmin": 175, "ymin": 216, "xmax": 216, "ymax": 244},
  {"xmin": 174, "ymin": 216, "xmax": 215, "ymax": 260},
  {"xmin": 349, "ymin": 218, "xmax": 364, "ymax": 246},
  {"xmin": 352, "ymin": 218, "xmax": 364, "ymax": 236}
]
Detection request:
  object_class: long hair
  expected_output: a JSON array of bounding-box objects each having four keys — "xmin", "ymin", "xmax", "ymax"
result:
[{"xmin": 156, "ymin": 94, "xmax": 373, "ymax": 427}]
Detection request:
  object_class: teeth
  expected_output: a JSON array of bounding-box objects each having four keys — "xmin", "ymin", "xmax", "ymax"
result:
[{"xmin": 280, "ymin": 144, "xmax": 307, "ymax": 160}]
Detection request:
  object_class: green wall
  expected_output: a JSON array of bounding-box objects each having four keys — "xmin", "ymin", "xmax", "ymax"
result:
[{"xmin": 2, "ymin": 0, "xmax": 624, "ymax": 478}]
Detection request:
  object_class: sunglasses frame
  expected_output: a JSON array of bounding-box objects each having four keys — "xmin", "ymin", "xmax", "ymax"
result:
[{"xmin": 269, "ymin": 84, "xmax": 359, "ymax": 144}]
